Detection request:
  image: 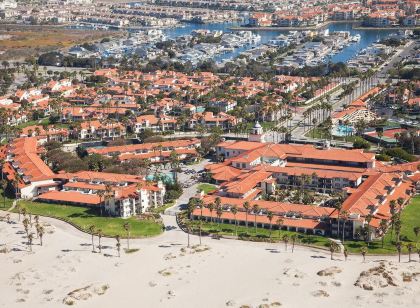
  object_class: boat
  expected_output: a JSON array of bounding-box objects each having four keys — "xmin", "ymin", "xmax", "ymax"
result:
[{"xmin": 352, "ymin": 34, "xmax": 361, "ymax": 42}]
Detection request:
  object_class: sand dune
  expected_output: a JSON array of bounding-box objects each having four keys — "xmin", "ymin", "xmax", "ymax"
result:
[{"xmin": 1, "ymin": 211, "xmax": 420, "ymax": 308}]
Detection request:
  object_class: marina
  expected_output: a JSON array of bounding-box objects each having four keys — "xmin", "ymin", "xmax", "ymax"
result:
[{"xmin": 65, "ymin": 21, "xmax": 400, "ymax": 67}]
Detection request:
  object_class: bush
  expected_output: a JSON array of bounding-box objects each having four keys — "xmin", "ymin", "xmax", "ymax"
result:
[
  {"xmin": 376, "ymin": 154, "xmax": 391, "ymax": 161},
  {"xmin": 384, "ymin": 148, "xmax": 417, "ymax": 162},
  {"xmin": 165, "ymin": 182, "xmax": 183, "ymax": 202},
  {"xmin": 353, "ymin": 137, "xmax": 371, "ymax": 150}
]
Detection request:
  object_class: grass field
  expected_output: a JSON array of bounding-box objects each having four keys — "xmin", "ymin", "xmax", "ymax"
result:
[
  {"xmin": 13, "ymin": 200, "xmax": 163, "ymax": 238},
  {"xmin": 185, "ymin": 196, "xmax": 420, "ymax": 254},
  {"xmin": 197, "ymin": 183, "xmax": 217, "ymax": 194}
]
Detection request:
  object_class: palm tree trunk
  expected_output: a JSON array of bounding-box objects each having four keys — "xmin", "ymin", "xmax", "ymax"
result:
[{"xmin": 254, "ymin": 216, "xmax": 257, "ymax": 235}]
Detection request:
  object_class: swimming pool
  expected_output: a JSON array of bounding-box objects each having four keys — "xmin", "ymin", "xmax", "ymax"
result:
[
  {"xmin": 146, "ymin": 173, "xmax": 175, "ymax": 184},
  {"xmin": 332, "ymin": 125, "xmax": 354, "ymax": 137}
]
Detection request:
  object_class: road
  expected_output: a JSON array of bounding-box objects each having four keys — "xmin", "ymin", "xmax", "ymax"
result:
[
  {"xmin": 164, "ymin": 158, "xmax": 211, "ymax": 215},
  {"xmin": 287, "ymin": 39, "xmax": 417, "ymax": 141}
]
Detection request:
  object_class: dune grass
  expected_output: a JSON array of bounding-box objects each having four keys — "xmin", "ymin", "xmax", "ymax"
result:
[{"xmin": 13, "ymin": 200, "xmax": 163, "ymax": 238}]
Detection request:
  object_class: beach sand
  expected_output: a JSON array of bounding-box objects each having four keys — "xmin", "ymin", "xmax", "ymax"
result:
[{"xmin": 1, "ymin": 212, "xmax": 420, "ymax": 308}]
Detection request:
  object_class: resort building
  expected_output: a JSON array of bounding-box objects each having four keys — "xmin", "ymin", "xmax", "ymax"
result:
[
  {"xmin": 0, "ymin": 137, "xmax": 165, "ymax": 217},
  {"xmin": 87, "ymin": 139, "xmax": 201, "ymax": 164},
  {"xmin": 2, "ymin": 137, "xmax": 58, "ymax": 198},
  {"xmin": 38, "ymin": 171, "xmax": 165, "ymax": 217},
  {"xmin": 197, "ymin": 128, "xmax": 419, "ymax": 239}
]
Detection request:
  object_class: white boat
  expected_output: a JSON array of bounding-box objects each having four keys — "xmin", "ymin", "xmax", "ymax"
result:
[{"xmin": 352, "ymin": 34, "xmax": 361, "ymax": 42}]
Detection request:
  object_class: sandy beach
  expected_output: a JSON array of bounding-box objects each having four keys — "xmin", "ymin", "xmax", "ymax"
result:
[{"xmin": 1, "ymin": 211, "xmax": 420, "ymax": 308}]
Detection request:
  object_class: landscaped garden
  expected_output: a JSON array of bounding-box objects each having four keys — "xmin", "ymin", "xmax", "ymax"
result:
[
  {"xmin": 197, "ymin": 183, "xmax": 217, "ymax": 194},
  {"xmin": 13, "ymin": 200, "xmax": 163, "ymax": 238}
]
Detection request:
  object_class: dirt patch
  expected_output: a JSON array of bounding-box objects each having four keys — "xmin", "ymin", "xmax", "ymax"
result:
[{"xmin": 0, "ymin": 25, "xmax": 120, "ymax": 60}]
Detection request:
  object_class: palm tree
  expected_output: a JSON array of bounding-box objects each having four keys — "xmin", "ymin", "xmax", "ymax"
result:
[
  {"xmin": 97, "ymin": 229, "xmax": 103, "ymax": 253},
  {"xmin": 252, "ymin": 204, "xmax": 259, "ymax": 235},
  {"xmin": 379, "ymin": 219, "xmax": 388, "ymax": 248},
  {"xmin": 22, "ymin": 217, "xmax": 29, "ymax": 237},
  {"xmin": 414, "ymin": 226, "xmax": 420, "ymax": 248},
  {"xmin": 197, "ymin": 199, "xmax": 204, "ymax": 245},
  {"xmin": 329, "ymin": 241, "xmax": 339, "ymax": 260},
  {"xmin": 340, "ymin": 210, "xmax": 349, "ymax": 243},
  {"xmin": 267, "ymin": 211, "xmax": 274, "ymax": 238},
  {"xmin": 396, "ymin": 241, "xmax": 402, "ymax": 263},
  {"xmin": 397, "ymin": 197, "xmax": 405, "ymax": 215},
  {"xmin": 208, "ymin": 203, "xmax": 214, "ymax": 224},
  {"xmin": 291, "ymin": 234, "xmax": 297, "ymax": 253},
  {"xmin": 336, "ymin": 204, "xmax": 342, "ymax": 239},
  {"xmin": 89, "ymin": 225, "xmax": 96, "ymax": 252},
  {"xmin": 37, "ymin": 225, "xmax": 44, "ymax": 246},
  {"xmin": 407, "ymin": 243, "xmax": 414, "ymax": 262},
  {"xmin": 276, "ymin": 218, "xmax": 284, "ymax": 239},
  {"xmin": 394, "ymin": 218, "xmax": 402, "ymax": 242},
  {"xmin": 243, "ymin": 201, "xmax": 250, "ymax": 232},
  {"xmin": 28, "ymin": 233, "xmax": 34, "ymax": 252},
  {"xmin": 343, "ymin": 247, "xmax": 348, "ymax": 261},
  {"xmin": 0, "ymin": 179, "xmax": 7, "ymax": 208},
  {"xmin": 361, "ymin": 247, "xmax": 367, "ymax": 262},
  {"xmin": 116, "ymin": 235, "xmax": 121, "ymax": 257},
  {"xmin": 365, "ymin": 214, "xmax": 373, "ymax": 245},
  {"xmin": 283, "ymin": 234, "xmax": 289, "ymax": 251},
  {"xmin": 98, "ymin": 190, "xmax": 105, "ymax": 216},
  {"xmin": 124, "ymin": 222, "xmax": 131, "ymax": 251},
  {"xmin": 17, "ymin": 204, "xmax": 21, "ymax": 221},
  {"xmin": 216, "ymin": 205, "xmax": 223, "ymax": 232},
  {"xmin": 231, "ymin": 205, "xmax": 238, "ymax": 237}
]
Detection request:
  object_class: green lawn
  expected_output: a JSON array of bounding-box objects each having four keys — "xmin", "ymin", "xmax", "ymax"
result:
[
  {"xmin": 13, "ymin": 200, "xmax": 163, "ymax": 238},
  {"xmin": 0, "ymin": 188, "xmax": 14, "ymax": 209},
  {"xmin": 197, "ymin": 183, "xmax": 217, "ymax": 194},
  {"xmin": 17, "ymin": 118, "xmax": 49, "ymax": 129},
  {"xmin": 151, "ymin": 201, "xmax": 175, "ymax": 214},
  {"xmin": 185, "ymin": 196, "xmax": 420, "ymax": 255},
  {"xmin": 183, "ymin": 213, "xmax": 331, "ymax": 249}
]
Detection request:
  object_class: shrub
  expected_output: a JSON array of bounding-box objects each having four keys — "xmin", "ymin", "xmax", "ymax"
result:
[
  {"xmin": 376, "ymin": 154, "xmax": 391, "ymax": 161},
  {"xmin": 353, "ymin": 137, "xmax": 371, "ymax": 150},
  {"xmin": 384, "ymin": 148, "xmax": 417, "ymax": 162}
]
